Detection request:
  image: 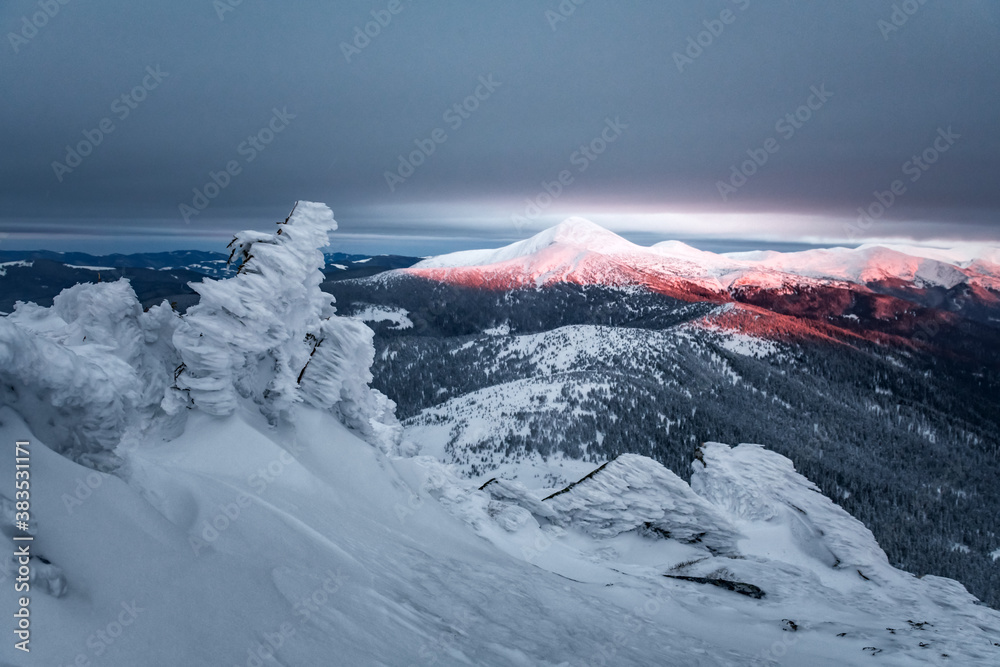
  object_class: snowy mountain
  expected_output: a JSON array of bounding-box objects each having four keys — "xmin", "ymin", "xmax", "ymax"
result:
[
  {"xmin": 401, "ymin": 219, "xmax": 1000, "ymax": 348},
  {"xmin": 409, "ymin": 218, "xmax": 1000, "ymax": 294},
  {"xmin": 3, "ymin": 202, "xmax": 999, "ymax": 664},
  {"xmin": 326, "ymin": 217, "xmax": 1000, "ymax": 611}
]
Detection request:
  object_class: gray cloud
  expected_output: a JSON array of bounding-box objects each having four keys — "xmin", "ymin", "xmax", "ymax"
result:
[{"xmin": 1, "ymin": 0, "xmax": 998, "ymax": 251}]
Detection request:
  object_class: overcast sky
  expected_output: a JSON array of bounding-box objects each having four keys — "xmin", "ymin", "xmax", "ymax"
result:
[{"xmin": 1, "ymin": 0, "xmax": 998, "ymax": 254}]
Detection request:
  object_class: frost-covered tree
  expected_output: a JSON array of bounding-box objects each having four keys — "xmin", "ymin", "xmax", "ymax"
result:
[
  {"xmin": 166, "ymin": 201, "xmax": 401, "ymax": 449},
  {"xmin": 0, "ymin": 279, "xmax": 179, "ymax": 468},
  {"xmin": 167, "ymin": 201, "xmax": 339, "ymax": 417},
  {"xmin": 0, "ymin": 201, "xmax": 401, "ymax": 466}
]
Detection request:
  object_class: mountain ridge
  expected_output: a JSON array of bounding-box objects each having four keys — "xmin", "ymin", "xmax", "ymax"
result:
[{"xmin": 406, "ymin": 217, "xmax": 1000, "ymax": 293}]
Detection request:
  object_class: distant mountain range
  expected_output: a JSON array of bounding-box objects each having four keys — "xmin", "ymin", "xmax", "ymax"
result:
[
  {"xmin": 402, "ymin": 217, "xmax": 1000, "ymax": 354},
  {"xmin": 0, "ymin": 250, "xmax": 420, "ymax": 313}
]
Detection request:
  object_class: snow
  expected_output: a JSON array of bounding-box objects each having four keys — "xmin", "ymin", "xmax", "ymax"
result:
[
  {"xmin": 2, "ymin": 203, "xmax": 999, "ymax": 665},
  {"xmin": 412, "ymin": 217, "xmax": 638, "ymax": 269},
  {"xmin": 856, "ymin": 242, "xmax": 1000, "ymax": 267},
  {"xmin": 163, "ymin": 201, "xmax": 400, "ymax": 451},
  {"xmin": 406, "ymin": 216, "xmax": 1000, "ymax": 293},
  {"xmin": 0, "ymin": 260, "xmax": 32, "ymax": 276},
  {"xmin": 542, "ymin": 454, "xmax": 743, "ymax": 555},
  {"xmin": 1, "ymin": 280, "xmax": 179, "ymax": 468},
  {"xmin": 168, "ymin": 202, "xmax": 341, "ymax": 418},
  {"xmin": 350, "ymin": 305, "xmax": 413, "ymax": 330},
  {"xmin": 5, "ymin": 399, "xmax": 999, "ymax": 664},
  {"xmin": 65, "ymin": 264, "xmax": 116, "ymax": 271},
  {"xmin": 703, "ymin": 328, "xmax": 779, "ymax": 358},
  {"xmin": 727, "ymin": 245, "xmax": 971, "ymax": 288},
  {"xmin": 692, "ymin": 443, "xmax": 892, "ymax": 579},
  {"xmin": 483, "ymin": 323, "xmax": 510, "ymax": 336}
]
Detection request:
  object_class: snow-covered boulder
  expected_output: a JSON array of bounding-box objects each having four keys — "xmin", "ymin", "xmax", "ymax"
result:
[
  {"xmin": 480, "ymin": 477, "xmax": 558, "ymax": 521},
  {"xmin": 692, "ymin": 442, "xmax": 892, "ymax": 580},
  {"xmin": 543, "ymin": 454, "xmax": 742, "ymax": 555},
  {"xmin": 0, "ymin": 280, "xmax": 179, "ymax": 467}
]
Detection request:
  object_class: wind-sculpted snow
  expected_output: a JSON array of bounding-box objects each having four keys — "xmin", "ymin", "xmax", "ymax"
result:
[
  {"xmin": 406, "ymin": 446, "xmax": 1000, "ymax": 665},
  {"xmin": 0, "ymin": 280, "xmax": 178, "ymax": 467},
  {"xmin": 692, "ymin": 442, "xmax": 892, "ymax": 580},
  {"xmin": 165, "ymin": 201, "xmax": 399, "ymax": 446},
  {"xmin": 543, "ymin": 454, "xmax": 742, "ymax": 555},
  {"xmin": 169, "ymin": 201, "xmax": 340, "ymax": 417},
  {"xmin": 0, "ymin": 201, "xmax": 399, "ymax": 463},
  {"xmin": 299, "ymin": 315, "xmax": 402, "ymax": 453}
]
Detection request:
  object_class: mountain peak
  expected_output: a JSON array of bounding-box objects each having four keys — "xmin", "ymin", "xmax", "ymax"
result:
[
  {"xmin": 535, "ymin": 217, "xmax": 633, "ymax": 253},
  {"xmin": 411, "ymin": 218, "xmax": 634, "ymax": 269},
  {"xmin": 549, "ymin": 216, "xmax": 614, "ymax": 239}
]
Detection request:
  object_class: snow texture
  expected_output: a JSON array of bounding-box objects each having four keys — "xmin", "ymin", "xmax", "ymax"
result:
[
  {"xmin": 543, "ymin": 454, "xmax": 742, "ymax": 555},
  {"xmin": 692, "ymin": 442, "xmax": 891, "ymax": 579},
  {"xmin": 0, "ymin": 280, "xmax": 179, "ymax": 467}
]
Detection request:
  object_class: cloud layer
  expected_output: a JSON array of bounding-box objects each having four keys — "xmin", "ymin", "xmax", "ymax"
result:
[{"xmin": 2, "ymin": 0, "xmax": 998, "ymax": 250}]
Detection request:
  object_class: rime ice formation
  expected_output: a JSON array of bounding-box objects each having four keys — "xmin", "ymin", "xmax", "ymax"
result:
[
  {"xmin": 0, "ymin": 201, "xmax": 400, "ymax": 464},
  {"xmin": 0, "ymin": 279, "xmax": 179, "ymax": 467}
]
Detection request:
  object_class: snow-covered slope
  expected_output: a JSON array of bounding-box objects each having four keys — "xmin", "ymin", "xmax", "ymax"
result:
[
  {"xmin": 725, "ymin": 245, "xmax": 972, "ymax": 289},
  {"xmin": 2, "ymin": 203, "xmax": 999, "ymax": 665},
  {"xmin": 8, "ymin": 399, "xmax": 1000, "ymax": 665},
  {"xmin": 414, "ymin": 217, "xmax": 637, "ymax": 269},
  {"xmin": 406, "ymin": 218, "xmax": 728, "ymax": 298},
  {"xmin": 405, "ymin": 217, "xmax": 1000, "ymax": 296}
]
